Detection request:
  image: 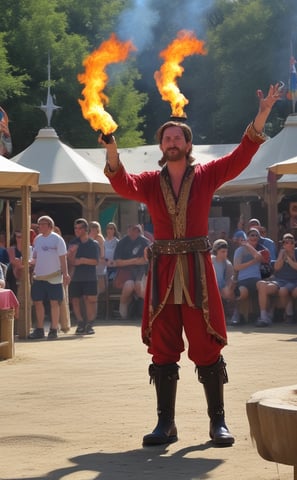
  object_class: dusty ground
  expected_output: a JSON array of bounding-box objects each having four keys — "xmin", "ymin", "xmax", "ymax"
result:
[{"xmin": 0, "ymin": 317, "xmax": 296, "ymax": 480}]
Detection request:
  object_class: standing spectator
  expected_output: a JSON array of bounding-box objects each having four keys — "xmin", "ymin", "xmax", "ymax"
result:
[
  {"xmin": 257, "ymin": 233, "xmax": 297, "ymax": 326},
  {"xmin": 211, "ymin": 239, "xmax": 236, "ymax": 322},
  {"xmin": 6, "ymin": 231, "xmax": 32, "ymax": 297},
  {"xmin": 89, "ymin": 220, "xmax": 106, "ymax": 294},
  {"xmin": 29, "ymin": 216, "xmax": 70, "ymax": 340},
  {"xmin": 111, "ymin": 224, "xmax": 149, "ymax": 319},
  {"xmin": 0, "ymin": 262, "xmax": 6, "ymax": 288},
  {"xmin": 67, "ymin": 218, "xmax": 99, "ymax": 335},
  {"xmin": 104, "ymin": 222, "xmax": 120, "ymax": 281},
  {"xmin": 230, "ymin": 228, "xmax": 270, "ymax": 325}
]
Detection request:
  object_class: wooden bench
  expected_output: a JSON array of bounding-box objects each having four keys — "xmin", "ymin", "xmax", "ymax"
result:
[
  {"xmin": 97, "ymin": 275, "xmax": 121, "ymax": 320},
  {"xmin": 0, "ymin": 308, "xmax": 15, "ymax": 360}
]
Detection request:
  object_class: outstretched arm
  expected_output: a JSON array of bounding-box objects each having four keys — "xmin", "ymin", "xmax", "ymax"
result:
[
  {"xmin": 98, "ymin": 134, "xmax": 119, "ymax": 172},
  {"xmin": 253, "ymin": 83, "xmax": 283, "ymax": 133}
]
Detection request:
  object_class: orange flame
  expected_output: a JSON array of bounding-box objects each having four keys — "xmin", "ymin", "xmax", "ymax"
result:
[
  {"xmin": 78, "ymin": 34, "xmax": 136, "ymax": 134},
  {"xmin": 154, "ymin": 30, "xmax": 207, "ymax": 117}
]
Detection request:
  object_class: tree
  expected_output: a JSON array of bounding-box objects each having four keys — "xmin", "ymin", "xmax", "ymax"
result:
[
  {"xmin": 1, "ymin": 0, "xmax": 147, "ymax": 153},
  {"xmin": 205, "ymin": 0, "xmax": 296, "ymax": 142},
  {"xmin": 0, "ymin": 34, "xmax": 29, "ymax": 102}
]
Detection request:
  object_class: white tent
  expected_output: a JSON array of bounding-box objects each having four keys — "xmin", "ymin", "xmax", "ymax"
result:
[
  {"xmin": 0, "ymin": 154, "xmax": 39, "ymax": 338},
  {"xmin": 269, "ymin": 155, "xmax": 297, "ymax": 175},
  {"xmin": 218, "ymin": 114, "xmax": 297, "ymax": 195},
  {"xmin": 12, "ymin": 128, "xmax": 114, "ymax": 221},
  {"xmin": 12, "ymin": 128, "xmax": 112, "ymax": 194}
]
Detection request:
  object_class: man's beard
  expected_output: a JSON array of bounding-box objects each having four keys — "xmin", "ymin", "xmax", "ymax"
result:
[{"xmin": 163, "ymin": 146, "xmax": 187, "ymax": 163}]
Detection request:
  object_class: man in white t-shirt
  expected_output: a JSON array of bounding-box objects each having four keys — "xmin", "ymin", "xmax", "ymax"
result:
[{"xmin": 28, "ymin": 215, "xmax": 70, "ymax": 340}]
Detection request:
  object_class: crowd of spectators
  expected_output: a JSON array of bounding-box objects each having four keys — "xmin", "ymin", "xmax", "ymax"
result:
[
  {"xmin": 2, "ymin": 213, "xmax": 297, "ymax": 338},
  {"xmin": 0, "ymin": 216, "xmax": 151, "ymax": 338},
  {"xmin": 211, "ymin": 218, "xmax": 297, "ymax": 327}
]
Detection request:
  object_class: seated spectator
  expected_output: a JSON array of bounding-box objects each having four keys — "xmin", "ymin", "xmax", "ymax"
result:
[
  {"xmin": 228, "ymin": 230, "xmax": 247, "ymax": 261},
  {"xmin": 230, "ymin": 228, "xmax": 270, "ymax": 325},
  {"xmin": 257, "ymin": 233, "xmax": 297, "ymax": 326},
  {"xmin": 247, "ymin": 218, "xmax": 277, "ymax": 260},
  {"xmin": 109, "ymin": 224, "xmax": 149, "ymax": 319},
  {"xmin": 211, "ymin": 239, "xmax": 236, "ymax": 322}
]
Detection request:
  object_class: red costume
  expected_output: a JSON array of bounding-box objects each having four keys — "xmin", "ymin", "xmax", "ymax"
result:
[{"xmin": 105, "ymin": 131, "xmax": 261, "ymax": 366}]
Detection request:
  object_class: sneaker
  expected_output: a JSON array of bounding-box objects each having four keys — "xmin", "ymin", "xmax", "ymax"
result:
[
  {"xmin": 284, "ymin": 314, "xmax": 295, "ymax": 324},
  {"xmin": 28, "ymin": 328, "xmax": 45, "ymax": 339},
  {"xmin": 47, "ymin": 328, "xmax": 58, "ymax": 340},
  {"xmin": 85, "ymin": 323, "xmax": 95, "ymax": 335},
  {"xmin": 230, "ymin": 310, "xmax": 240, "ymax": 325},
  {"xmin": 255, "ymin": 318, "xmax": 271, "ymax": 327},
  {"xmin": 75, "ymin": 322, "xmax": 85, "ymax": 335}
]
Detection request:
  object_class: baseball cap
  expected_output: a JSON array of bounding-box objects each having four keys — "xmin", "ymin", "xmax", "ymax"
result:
[
  {"xmin": 282, "ymin": 233, "xmax": 295, "ymax": 241},
  {"xmin": 212, "ymin": 239, "xmax": 228, "ymax": 253},
  {"xmin": 233, "ymin": 230, "xmax": 247, "ymax": 240},
  {"xmin": 248, "ymin": 218, "xmax": 261, "ymax": 226},
  {"xmin": 247, "ymin": 227, "xmax": 260, "ymax": 236}
]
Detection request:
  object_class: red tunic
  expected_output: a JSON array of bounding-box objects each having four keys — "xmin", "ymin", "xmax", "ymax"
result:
[{"xmin": 105, "ymin": 133, "xmax": 260, "ymax": 363}]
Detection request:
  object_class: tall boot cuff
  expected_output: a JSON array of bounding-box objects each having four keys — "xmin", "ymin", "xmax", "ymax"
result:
[
  {"xmin": 196, "ymin": 356, "xmax": 228, "ymax": 384},
  {"xmin": 148, "ymin": 363, "xmax": 180, "ymax": 384}
]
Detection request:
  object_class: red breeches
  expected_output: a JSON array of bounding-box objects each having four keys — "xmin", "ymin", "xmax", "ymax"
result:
[{"xmin": 147, "ymin": 303, "xmax": 224, "ymax": 366}]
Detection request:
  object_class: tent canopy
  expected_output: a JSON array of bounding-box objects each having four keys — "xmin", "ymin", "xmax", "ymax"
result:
[
  {"xmin": 218, "ymin": 114, "xmax": 297, "ymax": 194},
  {"xmin": 268, "ymin": 155, "xmax": 297, "ymax": 175},
  {"xmin": 0, "ymin": 154, "xmax": 39, "ymax": 189},
  {"xmin": 12, "ymin": 128, "xmax": 113, "ymax": 194}
]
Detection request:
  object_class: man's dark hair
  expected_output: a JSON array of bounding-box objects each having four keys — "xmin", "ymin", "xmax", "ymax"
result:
[{"xmin": 74, "ymin": 218, "xmax": 88, "ymax": 230}]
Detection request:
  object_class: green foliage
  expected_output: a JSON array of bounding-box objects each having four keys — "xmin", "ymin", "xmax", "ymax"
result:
[
  {"xmin": 0, "ymin": 34, "xmax": 29, "ymax": 101},
  {"xmin": 0, "ymin": 0, "xmax": 296, "ymax": 152},
  {"xmin": 205, "ymin": 0, "xmax": 296, "ymax": 142}
]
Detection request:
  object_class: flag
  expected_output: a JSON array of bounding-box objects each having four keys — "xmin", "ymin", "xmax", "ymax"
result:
[{"xmin": 287, "ymin": 56, "xmax": 297, "ymax": 100}]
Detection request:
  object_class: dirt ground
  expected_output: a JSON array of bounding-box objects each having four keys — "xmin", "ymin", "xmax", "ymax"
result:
[{"xmin": 0, "ymin": 317, "xmax": 296, "ymax": 480}]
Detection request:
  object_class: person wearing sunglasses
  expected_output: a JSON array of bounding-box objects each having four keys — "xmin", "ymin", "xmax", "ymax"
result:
[
  {"xmin": 257, "ymin": 233, "xmax": 297, "ymax": 326},
  {"xmin": 230, "ymin": 228, "xmax": 270, "ymax": 325}
]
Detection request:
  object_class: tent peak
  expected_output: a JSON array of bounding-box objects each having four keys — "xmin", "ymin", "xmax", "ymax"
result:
[{"xmin": 36, "ymin": 128, "xmax": 59, "ymax": 139}]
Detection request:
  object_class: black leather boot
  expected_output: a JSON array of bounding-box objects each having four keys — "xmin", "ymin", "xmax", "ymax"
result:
[
  {"xmin": 142, "ymin": 363, "xmax": 179, "ymax": 446},
  {"xmin": 196, "ymin": 356, "xmax": 235, "ymax": 446}
]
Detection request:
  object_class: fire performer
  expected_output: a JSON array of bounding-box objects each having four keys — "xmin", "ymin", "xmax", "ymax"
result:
[{"xmin": 100, "ymin": 83, "xmax": 282, "ymax": 447}]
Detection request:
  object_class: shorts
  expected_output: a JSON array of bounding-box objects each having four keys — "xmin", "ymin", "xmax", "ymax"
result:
[
  {"xmin": 31, "ymin": 280, "xmax": 64, "ymax": 302},
  {"xmin": 237, "ymin": 277, "xmax": 260, "ymax": 295},
  {"xmin": 273, "ymin": 279, "xmax": 297, "ymax": 291},
  {"xmin": 69, "ymin": 280, "xmax": 97, "ymax": 298}
]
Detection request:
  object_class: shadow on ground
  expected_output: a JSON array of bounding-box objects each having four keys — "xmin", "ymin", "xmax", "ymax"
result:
[{"xmin": 4, "ymin": 444, "xmax": 223, "ymax": 480}]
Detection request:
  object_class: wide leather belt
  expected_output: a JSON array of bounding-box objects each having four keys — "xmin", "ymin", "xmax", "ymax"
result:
[{"xmin": 151, "ymin": 236, "xmax": 211, "ymax": 256}]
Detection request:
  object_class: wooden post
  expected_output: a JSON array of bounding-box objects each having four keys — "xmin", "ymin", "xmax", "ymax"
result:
[
  {"xmin": 17, "ymin": 186, "xmax": 32, "ymax": 339},
  {"xmin": 266, "ymin": 171, "xmax": 279, "ymax": 243},
  {"xmin": 0, "ymin": 309, "xmax": 15, "ymax": 359}
]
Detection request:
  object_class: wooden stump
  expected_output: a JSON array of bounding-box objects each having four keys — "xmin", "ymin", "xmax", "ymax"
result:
[
  {"xmin": 246, "ymin": 385, "xmax": 297, "ymax": 479},
  {"xmin": 0, "ymin": 308, "xmax": 15, "ymax": 359}
]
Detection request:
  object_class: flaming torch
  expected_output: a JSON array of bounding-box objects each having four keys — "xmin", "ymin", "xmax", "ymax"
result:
[
  {"xmin": 78, "ymin": 34, "xmax": 136, "ymax": 142},
  {"xmin": 154, "ymin": 30, "xmax": 207, "ymax": 121}
]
